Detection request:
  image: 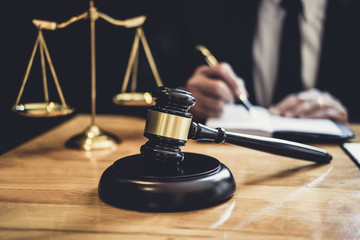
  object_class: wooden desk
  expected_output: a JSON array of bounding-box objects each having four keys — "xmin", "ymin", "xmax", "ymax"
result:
[{"xmin": 1, "ymin": 114, "xmax": 359, "ymax": 239}]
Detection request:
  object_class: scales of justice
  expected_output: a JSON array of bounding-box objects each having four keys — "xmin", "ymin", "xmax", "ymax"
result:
[{"xmin": 12, "ymin": 0, "xmax": 163, "ymax": 150}]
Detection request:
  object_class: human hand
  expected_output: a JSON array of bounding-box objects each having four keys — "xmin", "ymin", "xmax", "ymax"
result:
[
  {"xmin": 185, "ymin": 62, "xmax": 247, "ymax": 121},
  {"xmin": 269, "ymin": 88, "xmax": 348, "ymax": 123}
]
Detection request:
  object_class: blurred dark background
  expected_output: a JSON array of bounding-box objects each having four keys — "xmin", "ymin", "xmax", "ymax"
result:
[{"xmin": 1, "ymin": 0, "xmax": 359, "ymax": 154}]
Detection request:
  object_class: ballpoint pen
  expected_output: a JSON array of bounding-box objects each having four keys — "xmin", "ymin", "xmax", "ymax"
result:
[{"xmin": 196, "ymin": 45, "xmax": 258, "ymax": 117}]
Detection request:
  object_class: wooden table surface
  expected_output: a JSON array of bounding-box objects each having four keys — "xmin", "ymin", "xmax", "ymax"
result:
[{"xmin": 1, "ymin": 114, "xmax": 360, "ymax": 240}]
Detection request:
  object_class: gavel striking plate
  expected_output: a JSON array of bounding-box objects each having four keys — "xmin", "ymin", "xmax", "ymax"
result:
[{"xmin": 98, "ymin": 87, "xmax": 331, "ymax": 212}]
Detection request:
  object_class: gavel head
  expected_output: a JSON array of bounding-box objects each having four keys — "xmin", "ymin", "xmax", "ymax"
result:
[{"xmin": 140, "ymin": 87, "xmax": 195, "ymax": 164}]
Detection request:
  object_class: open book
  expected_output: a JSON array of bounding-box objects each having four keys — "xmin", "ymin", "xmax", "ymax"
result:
[{"xmin": 206, "ymin": 104, "xmax": 355, "ymax": 142}]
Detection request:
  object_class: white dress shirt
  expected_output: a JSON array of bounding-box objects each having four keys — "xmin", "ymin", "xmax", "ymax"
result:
[{"xmin": 252, "ymin": 0, "xmax": 328, "ymax": 107}]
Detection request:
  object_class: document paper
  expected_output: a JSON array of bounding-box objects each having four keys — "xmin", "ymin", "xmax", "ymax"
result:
[{"xmin": 206, "ymin": 104, "xmax": 343, "ymax": 137}]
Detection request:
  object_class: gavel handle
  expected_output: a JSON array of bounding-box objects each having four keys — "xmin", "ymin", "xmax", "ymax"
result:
[{"xmin": 189, "ymin": 122, "xmax": 332, "ymax": 164}]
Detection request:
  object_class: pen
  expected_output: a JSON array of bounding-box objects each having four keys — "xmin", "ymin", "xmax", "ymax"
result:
[{"xmin": 195, "ymin": 45, "xmax": 257, "ymax": 116}]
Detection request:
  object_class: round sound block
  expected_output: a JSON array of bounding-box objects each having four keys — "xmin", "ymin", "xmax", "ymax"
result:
[{"xmin": 98, "ymin": 152, "xmax": 236, "ymax": 212}]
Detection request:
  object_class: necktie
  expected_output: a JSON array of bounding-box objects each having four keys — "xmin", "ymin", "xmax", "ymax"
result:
[{"xmin": 272, "ymin": 0, "xmax": 303, "ymax": 103}]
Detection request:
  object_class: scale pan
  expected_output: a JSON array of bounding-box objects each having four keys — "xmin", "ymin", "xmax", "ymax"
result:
[
  {"xmin": 113, "ymin": 92, "xmax": 154, "ymax": 106},
  {"xmin": 12, "ymin": 102, "xmax": 74, "ymax": 117}
]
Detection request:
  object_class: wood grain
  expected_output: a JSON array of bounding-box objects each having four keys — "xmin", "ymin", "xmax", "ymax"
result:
[{"xmin": 1, "ymin": 114, "xmax": 359, "ymax": 239}]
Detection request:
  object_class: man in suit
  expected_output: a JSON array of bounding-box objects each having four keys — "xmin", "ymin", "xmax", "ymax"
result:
[
  {"xmin": 177, "ymin": 0, "xmax": 360, "ymax": 123},
  {"xmin": 71, "ymin": 0, "xmax": 357, "ymax": 123}
]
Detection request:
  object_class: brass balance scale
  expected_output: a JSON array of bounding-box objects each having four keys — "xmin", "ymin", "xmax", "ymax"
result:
[{"xmin": 12, "ymin": 0, "xmax": 163, "ymax": 150}]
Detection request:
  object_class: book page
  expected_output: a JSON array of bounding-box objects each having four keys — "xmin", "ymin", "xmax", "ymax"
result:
[
  {"xmin": 206, "ymin": 104, "xmax": 343, "ymax": 137},
  {"xmin": 206, "ymin": 104, "xmax": 274, "ymax": 136},
  {"xmin": 271, "ymin": 115, "xmax": 343, "ymax": 135}
]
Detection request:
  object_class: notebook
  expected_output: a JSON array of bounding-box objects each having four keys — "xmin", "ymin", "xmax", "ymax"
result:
[{"xmin": 206, "ymin": 104, "xmax": 355, "ymax": 142}]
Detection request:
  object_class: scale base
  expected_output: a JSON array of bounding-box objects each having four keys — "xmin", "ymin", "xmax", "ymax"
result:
[
  {"xmin": 66, "ymin": 125, "xmax": 120, "ymax": 150},
  {"xmin": 98, "ymin": 152, "xmax": 236, "ymax": 212}
]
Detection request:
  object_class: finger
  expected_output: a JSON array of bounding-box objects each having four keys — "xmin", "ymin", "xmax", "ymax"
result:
[
  {"xmin": 194, "ymin": 78, "xmax": 235, "ymax": 103},
  {"xmin": 219, "ymin": 62, "xmax": 248, "ymax": 97},
  {"xmin": 283, "ymin": 99, "xmax": 319, "ymax": 118},
  {"xmin": 206, "ymin": 79, "xmax": 234, "ymax": 102},
  {"xmin": 192, "ymin": 92, "xmax": 225, "ymax": 114},
  {"xmin": 282, "ymin": 89, "xmax": 329, "ymax": 117},
  {"xmin": 189, "ymin": 65, "xmax": 235, "ymax": 102},
  {"xmin": 189, "ymin": 94, "xmax": 225, "ymax": 120},
  {"xmin": 299, "ymin": 107, "xmax": 347, "ymax": 123},
  {"xmin": 202, "ymin": 62, "xmax": 247, "ymax": 98},
  {"xmin": 294, "ymin": 91, "xmax": 342, "ymax": 117},
  {"xmin": 297, "ymin": 88, "xmax": 321, "ymax": 101},
  {"xmin": 269, "ymin": 94, "xmax": 300, "ymax": 115},
  {"xmin": 298, "ymin": 100, "xmax": 348, "ymax": 122},
  {"xmin": 272, "ymin": 88, "xmax": 321, "ymax": 115}
]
